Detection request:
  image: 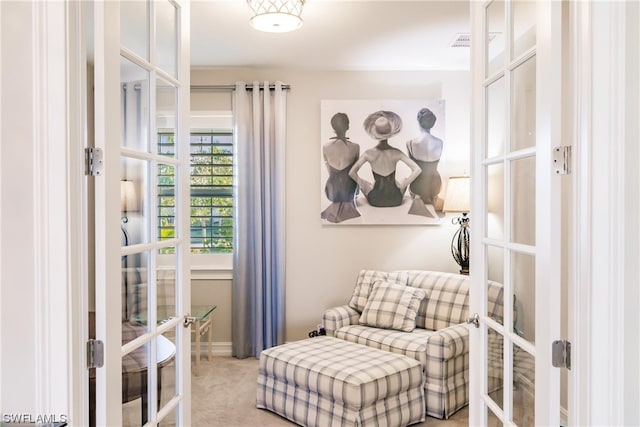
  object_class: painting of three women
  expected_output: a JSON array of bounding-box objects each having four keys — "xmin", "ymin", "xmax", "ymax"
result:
[{"xmin": 320, "ymin": 99, "xmax": 447, "ymax": 225}]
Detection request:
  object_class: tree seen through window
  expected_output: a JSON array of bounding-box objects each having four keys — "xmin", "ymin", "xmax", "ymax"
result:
[{"xmin": 158, "ymin": 132, "xmax": 233, "ymax": 254}]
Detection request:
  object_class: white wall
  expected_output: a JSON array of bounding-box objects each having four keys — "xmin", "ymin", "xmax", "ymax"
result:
[
  {"xmin": 1, "ymin": 2, "xmax": 38, "ymax": 413},
  {"xmin": 191, "ymin": 68, "xmax": 470, "ymax": 341},
  {"xmin": 1, "ymin": 1, "xmax": 73, "ymax": 421}
]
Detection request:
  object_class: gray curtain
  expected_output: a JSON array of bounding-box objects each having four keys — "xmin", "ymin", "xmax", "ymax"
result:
[{"xmin": 232, "ymin": 81, "xmax": 286, "ymax": 358}]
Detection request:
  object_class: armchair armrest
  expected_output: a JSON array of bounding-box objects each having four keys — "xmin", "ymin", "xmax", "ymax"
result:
[
  {"xmin": 322, "ymin": 305, "xmax": 360, "ymax": 336},
  {"xmin": 425, "ymin": 323, "xmax": 469, "ymax": 361},
  {"xmin": 424, "ymin": 323, "xmax": 471, "ymax": 419}
]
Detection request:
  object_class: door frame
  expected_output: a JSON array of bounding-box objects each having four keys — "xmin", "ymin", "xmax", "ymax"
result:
[
  {"xmin": 570, "ymin": 1, "xmax": 639, "ymax": 425},
  {"xmin": 92, "ymin": 1, "xmax": 123, "ymax": 424},
  {"xmin": 67, "ymin": 1, "xmax": 91, "ymax": 425},
  {"xmin": 0, "ymin": 0, "xmax": 88, "ymax": 423}
]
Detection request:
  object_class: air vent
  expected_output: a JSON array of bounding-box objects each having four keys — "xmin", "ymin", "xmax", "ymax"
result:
[
  {"xmin": 450, "ymin": 32, "xmax": 501, "ymax": 48},
  {"xmin": 451, "ymin": 33, "xmax": 470, "ymax": 48}
]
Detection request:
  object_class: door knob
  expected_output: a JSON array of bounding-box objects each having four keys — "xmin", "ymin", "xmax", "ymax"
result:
[
  {"xmin": 467, "ymin": 313, "xmax": 480, "ymax": 328},
  {"xmin": 184, "ymin": 314, "xmax": 196, "ymax": 328}
]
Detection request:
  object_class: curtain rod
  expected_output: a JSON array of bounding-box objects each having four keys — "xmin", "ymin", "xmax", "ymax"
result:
[{"xmin": 191, "ymin": 84, "xmax": 291, "ymax": 92}]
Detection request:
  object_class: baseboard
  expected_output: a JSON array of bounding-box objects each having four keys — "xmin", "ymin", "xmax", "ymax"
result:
[{"xmin": 191, "ymin": 341, "xmax": 232, "ymax": 356}]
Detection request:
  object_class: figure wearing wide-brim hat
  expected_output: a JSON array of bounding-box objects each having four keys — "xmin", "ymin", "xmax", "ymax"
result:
[
  {"xmin": 349, "ymin": 110, "xmax": 421, "ymax": 208},
  {"xmin": 363, "ymin": 110, "xmax": 403, "ymax": 141}
]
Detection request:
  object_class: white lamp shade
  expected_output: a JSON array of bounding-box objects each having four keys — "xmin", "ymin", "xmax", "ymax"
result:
[
  {"xmin": 121, "ymin": 180, "xmax": 139, "ymax": 213},
  {"xmin": 247, "ymin": 0, "xmax": 305, "ymax": 33},
  {"xmin": 443, "ymin": 176, "xmax": 470, "ymax": 213}
]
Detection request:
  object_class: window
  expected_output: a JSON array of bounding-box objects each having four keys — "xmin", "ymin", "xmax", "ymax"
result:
[{"xmin": 157, "ymin": 132, "xmax": 234, "ymax": 254}]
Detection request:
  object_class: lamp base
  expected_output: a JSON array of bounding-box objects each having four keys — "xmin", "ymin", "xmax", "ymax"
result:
[{"xmin": 451, "ymin": 213, "xmax": 470, "ymax": 277}]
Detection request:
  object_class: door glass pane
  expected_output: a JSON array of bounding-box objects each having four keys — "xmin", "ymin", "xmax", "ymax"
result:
[
  {"xmin": 121, "ymin": 157, "xmax": 148, "ymax": 245},
  {"xmin": 487, "ymin": 245, "xmax": 504, "ymax": 284},
  {"xmin": 156, "ymin": 78, "xmax": 177, "ymax": 158},
  {"xmin": 510, "ymin": 55, "xmax": 536, "ymax": 151},
  {"xmin": 512, "ymin": 1, "xmax": 537, "ymax": 59},
  {"xmin": 486, "ymin": 0, "xmax": 505, "ymax": 77},
  {"xmin": 486, "ymin": 163, "xmax": 505, "ymax": 240},
  {"xmin": 157, "ymin": 327, "xmax": 178, "ymax": 416},
  {"xmin": 487, "ymin": 245, "xmax": 505, "ymax": 326},
  {"xmin": 121, "ymin": 340, "xmax": 152, "ymax": 426},
  {"xmin": 121, "ymin": 1, "xmax": 149, "ymax": 60},
  {"xmin": 486, "ymin": 77, "xmax": 505, "ymax": 159},
  {"xmin": 512, "ymin": 251, "xmax": 535, "ymax": 343},
  {"xmin": 123, "ymin": 251, "xmax": 150, "ymax": 333},
  {"xmin": 161, "ymin": 405, "xmax": 178, "ymax": 427},
  {"xmin": 511, "ymin": 156, "xmax": 535, "ymax": 245},
  {"xmin": 121, "ymin": 57, "xmax": 150, "ymax": 152},
  {"xmin": 513, "ymin": 344, "xmax": 535, "ymax": 426},
  {"xmin": 157, "ymin": 253, "xmax": 177, "ymax": 321},
  {"xmin": 487, "ymin": 327, "xmax": 504, "ymax": 411},
  {"xmin": 488, "ymin": 408, "xmax": 503, "ymax": 427},
  {"xmin": 158, "ymin": 163, "xmax": 176, "ymax": 243},
  {"xmin": 156, "ymin": 0, "xmax": 178, "ymax": 77}
]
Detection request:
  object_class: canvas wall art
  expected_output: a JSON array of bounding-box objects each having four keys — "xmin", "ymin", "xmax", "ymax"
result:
[{"xmin": 320, "ymin": 99, "xmax": 446, "ymax": 225}]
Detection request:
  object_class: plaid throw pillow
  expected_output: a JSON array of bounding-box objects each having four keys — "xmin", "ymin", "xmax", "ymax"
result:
[
  {"xmin": 359, "ymin": 281, "xmax": 427, "ymax": 332},
  {"xmin": 348, "ymin": 270, "xmax": 409, "ymax": 313}
]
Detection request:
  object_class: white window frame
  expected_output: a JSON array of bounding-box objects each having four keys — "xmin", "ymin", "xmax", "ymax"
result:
[{"xmin": 157, "ymin": 110, "xmax": 233, "ymax": 273}]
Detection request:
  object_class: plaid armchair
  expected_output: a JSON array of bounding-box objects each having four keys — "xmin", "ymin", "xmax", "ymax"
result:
[{"xmin": 322, "ymin": 270, "xmax": 504, "ymax": 419}]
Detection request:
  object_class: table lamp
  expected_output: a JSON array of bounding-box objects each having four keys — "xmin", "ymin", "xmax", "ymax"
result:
[{"xmin": 444, "ymin": 176, "xmax": 470, "ymax": 275}]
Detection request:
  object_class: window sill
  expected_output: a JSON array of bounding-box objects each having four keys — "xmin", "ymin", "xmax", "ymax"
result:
[
  {"xmin": 191, "ymin": 265, "xmax": 233, "ymax": 280},
  {"xmin": 157, "ymin": 254, "xmax": 233, "ymax": 280}
]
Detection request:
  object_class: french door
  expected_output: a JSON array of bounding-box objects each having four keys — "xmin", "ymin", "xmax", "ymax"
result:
[
  {"xmin": 93, "ymin": 1, "xmax": 191, "ymax": 425},
  {"xmin": 469, "ymin": 1, "xmax": 563, "ymax": 425}
]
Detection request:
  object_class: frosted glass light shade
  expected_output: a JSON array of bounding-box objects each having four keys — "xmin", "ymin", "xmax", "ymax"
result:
[{"xmin": 247, "ymin": 0, "xmax": 305, "ymax": 33}]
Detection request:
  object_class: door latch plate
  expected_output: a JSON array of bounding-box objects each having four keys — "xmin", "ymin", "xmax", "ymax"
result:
[{"xmin": 552, "ymin": 340, "xmax": 571, "ymax": 369}]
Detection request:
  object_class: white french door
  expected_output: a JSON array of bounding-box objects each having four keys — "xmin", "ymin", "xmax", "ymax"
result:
[
  {"xmin": 469, "ymin": 1, "xmax": 563, "ymax": 426},
  {"xmin": 93, "ymin": 1, "xmax": 191, "ymax": 425}
]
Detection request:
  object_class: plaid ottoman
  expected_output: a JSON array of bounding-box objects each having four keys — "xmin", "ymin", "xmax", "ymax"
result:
[{"xmin": 257, "ymin": 336, "xmax": 425, "ymax": 426}]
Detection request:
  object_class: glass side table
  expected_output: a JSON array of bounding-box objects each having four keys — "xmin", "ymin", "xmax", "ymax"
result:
[
  {"xmin": 190, "ymin": 305, "xmax": 217, "ymax": 375},
  {"xmin": 133, "ymin": 304, "xmax": 217, "ymax": 376}
]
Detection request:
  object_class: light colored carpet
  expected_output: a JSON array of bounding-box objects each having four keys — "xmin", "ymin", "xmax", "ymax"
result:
[{"xmin": 191, "ymin": 356, "xmax": 469, "ymax": 427}]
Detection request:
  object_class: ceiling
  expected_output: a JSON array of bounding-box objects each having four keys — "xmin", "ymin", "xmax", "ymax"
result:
[{"xmin": 190, "ymin": 0, "xmax": 471, "ymax": 71}]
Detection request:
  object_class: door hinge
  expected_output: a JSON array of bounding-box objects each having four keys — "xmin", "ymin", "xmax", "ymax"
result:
[
  {"xmin": 85, "ymin": 147, "xmax": 104, "ymax": 176},
  {"xmin": 552, "ymin": 340, "xmax": 571, "ymax": 370},
  {"xmin": 553, "ymin": 146, "xmax": 571, "ymax": 175},
  {"xmin": 87, "ymin": 339, "xmax": 104, "ymax": 369}
]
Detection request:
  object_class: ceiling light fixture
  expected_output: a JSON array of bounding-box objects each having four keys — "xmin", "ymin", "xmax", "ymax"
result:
[{"xmin": 247, "ymin": 0, "xmax": 305, "ymax": 33}]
